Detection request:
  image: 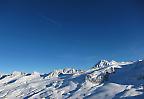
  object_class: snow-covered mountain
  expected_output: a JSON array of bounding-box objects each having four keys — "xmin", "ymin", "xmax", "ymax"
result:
[{"xmin": 0, "ymin": 60, "xmax": 144, "ymax": 99}]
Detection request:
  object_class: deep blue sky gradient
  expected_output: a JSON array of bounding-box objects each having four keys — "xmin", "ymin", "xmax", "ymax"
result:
[{"xmin": 0, "ymin": 0, "xmax": 144, "ymax": 73}]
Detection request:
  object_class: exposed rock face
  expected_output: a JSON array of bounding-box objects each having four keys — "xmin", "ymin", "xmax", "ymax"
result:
[
  {"xmin": 93, "ymin": 60, "xmax": 118, "ymax": 69},
  {"xmin": 86, "ymin": 71, "xmax": 106, "ymax": 84},
  {"xmin": 86, "ymin": 67, "xmax": 115, "ymax": 84},
  {"xmin": 46, "ymin": 68, "xmax": 84, "ymax": 78},
  {"xmin": 0, "ymin": 60, "xmax": 143, "ymax": 99},
  {"xmin": 94, "ymin": 60, "xmax": 111, "ymax": 68}
]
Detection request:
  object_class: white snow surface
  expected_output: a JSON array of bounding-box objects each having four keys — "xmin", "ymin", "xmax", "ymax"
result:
[{"xmin": 0, "ymin": 60, "xmax": 144, "ymax": 99}]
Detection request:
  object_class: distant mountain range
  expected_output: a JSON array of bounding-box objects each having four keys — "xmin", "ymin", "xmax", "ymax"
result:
[{"xmin": 0, "ymin": 60, "xmax": 144, "ymax": 99}]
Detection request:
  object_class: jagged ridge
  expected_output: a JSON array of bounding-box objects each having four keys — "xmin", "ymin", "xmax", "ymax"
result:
[{"xmin": 0, "ymin": 60, "xmax": 143, "ymax": 99}]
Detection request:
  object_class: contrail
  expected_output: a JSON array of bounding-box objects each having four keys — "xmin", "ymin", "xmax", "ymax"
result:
[{"xmin": 41, "ymin": 16, "xmax": 61, "ymax": 27}]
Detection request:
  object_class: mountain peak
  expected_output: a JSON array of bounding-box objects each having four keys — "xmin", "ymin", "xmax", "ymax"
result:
[
  {"xmin": 46, "ymin": 68, "xmax": 84, "ymax": 78},
  {"xmin": 92, "ymin": 60, "xmax": 117, "ymax": 69},
  {"xmin": 0, "ymin": 59, "xmax": 143, "ymax": 98}
]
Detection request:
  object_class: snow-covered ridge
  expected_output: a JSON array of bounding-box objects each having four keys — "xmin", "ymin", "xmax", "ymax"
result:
[
  {"xmin": 0, "ymin": 60, "xmax": 144, "ymax": 99},
  {"xmin": 93, "ymin": 60, "xmax": 133, "ymax": 69}
]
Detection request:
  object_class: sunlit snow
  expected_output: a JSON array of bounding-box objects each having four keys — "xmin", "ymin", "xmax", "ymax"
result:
[{"xmin": 0, "ymin": 60, "xmax": 144, "ymax": 99}]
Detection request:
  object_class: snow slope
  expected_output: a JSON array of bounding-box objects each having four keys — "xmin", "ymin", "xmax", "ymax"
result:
[{"xmin": 0, "ymin": 60, "xmax": 144, "ymax": 99}]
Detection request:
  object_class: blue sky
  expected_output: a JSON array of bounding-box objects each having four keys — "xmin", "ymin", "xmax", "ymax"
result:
[{"xmin": 0, "ymin": 0, "xmax": 144, "ymax": 73}]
